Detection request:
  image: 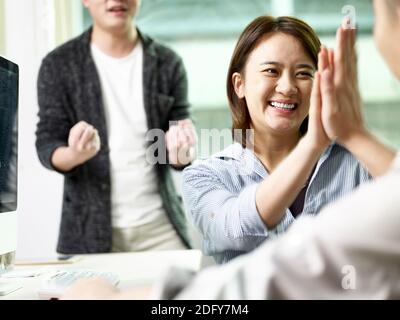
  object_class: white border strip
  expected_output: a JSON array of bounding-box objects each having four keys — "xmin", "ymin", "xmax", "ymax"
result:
[{"xmin": 0, "ymin": 212, "xmax": 17, "ymax": 255}]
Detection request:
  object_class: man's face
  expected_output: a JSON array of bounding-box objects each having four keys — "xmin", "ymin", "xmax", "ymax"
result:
[
  {"xmin": 82, "ymin": 0, "xmax": 140, "ymax": 33},
  {"xmin": 373, "ymin": 0, "xmax": 400, "ymax": 79}
]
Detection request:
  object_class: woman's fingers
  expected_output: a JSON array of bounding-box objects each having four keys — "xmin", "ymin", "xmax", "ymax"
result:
[
  {"xmin": 328, "ymin": 48, "xmax": 335, "ymax": 74},
  {"xmin": 321, "ymin": 69, "xmax": 339, "ymax": 140},
  {"xmin": 310, "ymin": 72, "xmax": 321, "ymax": 120},
  {"xmin": 334, "ymin": 27, "xmax": 346, "ymax": 85},
  {"xmin": 318, "ymin": 48, "xmax": 324, "ymax": 72},
  {"xmin": 309, "ymin": 71, "xmax": 322, "ymax": 139},
  {"xmin": 318, "ymin": 46, "xmax": 329, "ymax": 72}
]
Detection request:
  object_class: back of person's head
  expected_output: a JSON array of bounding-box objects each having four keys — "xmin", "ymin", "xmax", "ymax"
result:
[
  {"xmin": 374, "ymin": 0, "xmax": 400, "ymax": 79},
  {"xmin": 382, "ymin": 0, "xmax": 400, "ymax": 20},
  {"xmin": 226, "ymin": 16, "xmax": 321, "ymax": 147},
  {"xmin": 384, "ymin": 0, "xmax": 400, "ymax": 22},
  {"xmin": 386, "ymin": 0, "xmax": 400, "ymax": 8}
]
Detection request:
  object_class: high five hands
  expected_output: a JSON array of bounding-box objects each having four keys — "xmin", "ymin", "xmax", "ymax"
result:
[{"xmin": 307, "ymin": 21, "xmax": 366, "ymax": 151}]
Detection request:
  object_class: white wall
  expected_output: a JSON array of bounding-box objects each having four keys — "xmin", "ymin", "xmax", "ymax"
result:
[{"xmin": 4, "ymin": 0, "xmax": 62, "ymax": 259}]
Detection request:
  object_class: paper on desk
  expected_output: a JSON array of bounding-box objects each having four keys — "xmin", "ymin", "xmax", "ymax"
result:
[
  {"xmin": 0, "ymin": 268, "xmax": 49, "ymax": 278},
  {"xmin": 14, "ymin": 255, "xmax": 83, "ymax": 266}
]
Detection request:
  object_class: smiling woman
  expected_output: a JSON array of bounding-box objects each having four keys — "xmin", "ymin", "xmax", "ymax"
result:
[
  {"xmin": 181, "ymin": 15, "xmax": 372, "ymax": 264},
  {"xmin": 227, "ymin": 16, "xmax": 320, "ymax": 147},
  {"xmin": 231, "ymin": 35, "xmax": 315, "ymax": 143}
]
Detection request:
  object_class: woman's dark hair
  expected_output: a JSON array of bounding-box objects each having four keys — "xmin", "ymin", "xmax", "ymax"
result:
[{"xmin": 227, "ymin": 16, "xmax": 321, "ymax": 147}]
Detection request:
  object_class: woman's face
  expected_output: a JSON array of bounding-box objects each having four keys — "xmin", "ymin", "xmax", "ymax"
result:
[{"xmin": 233, "ymin": 32, "xmax": 315, "ymax": 136}]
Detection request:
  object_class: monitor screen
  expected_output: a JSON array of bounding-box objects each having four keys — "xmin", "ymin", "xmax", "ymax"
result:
[{"xmin": 0, "ymin": 56, "xmax": 18, "ymax": 213}]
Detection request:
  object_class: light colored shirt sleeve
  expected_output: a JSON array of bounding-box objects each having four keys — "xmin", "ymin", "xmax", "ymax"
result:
[
  {"xmin": 182, "ymin": 164, "xmax": 282, "ymax": 256},
  {"xmin": 157, "ymin": 155, "xmax": 400, "ymax": 299}
]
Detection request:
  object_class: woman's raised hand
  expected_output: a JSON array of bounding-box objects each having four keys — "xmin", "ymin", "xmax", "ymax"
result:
[
  {"xmin": 319, "ymin": 25, "xmax": 366, "ymax": 145},
  {"xmin": 305, "ymin": 69, "xmax": 330, "ymax": 151}
]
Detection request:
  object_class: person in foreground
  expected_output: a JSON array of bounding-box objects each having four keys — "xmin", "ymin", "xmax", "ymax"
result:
[{"xmin": 62, "ymin": 0, "xmax": 400, "ymax": 299}]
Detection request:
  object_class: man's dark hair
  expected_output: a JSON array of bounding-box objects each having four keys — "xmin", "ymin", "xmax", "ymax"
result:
[
  {"xmin": 386, "ymin": 0, "xmax": 400, "ymax": 8},
  {"xmin": 384, "ymin": 0, "xmax": 400, "ymax": 20}
]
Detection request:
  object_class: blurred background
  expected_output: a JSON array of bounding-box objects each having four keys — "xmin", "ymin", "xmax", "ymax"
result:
[{"xmin": 1, "ymin": 0, "xmax": 399, "ymax": 258}]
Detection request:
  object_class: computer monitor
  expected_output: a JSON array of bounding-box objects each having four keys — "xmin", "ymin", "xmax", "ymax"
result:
[{"xmin": 0, "ymin": 56, "xmax": 18, "ymax": 273}]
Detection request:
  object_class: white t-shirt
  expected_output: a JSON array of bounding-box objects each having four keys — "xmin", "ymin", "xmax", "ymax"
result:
[{"xmin": 91, "ymin": 42, "xmax": 167, "ymax": 228}]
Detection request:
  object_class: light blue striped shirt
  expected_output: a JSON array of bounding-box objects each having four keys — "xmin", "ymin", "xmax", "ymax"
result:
[{"xmin": 182, "ymin": 142, "xmax": 371, "ymax": 264}]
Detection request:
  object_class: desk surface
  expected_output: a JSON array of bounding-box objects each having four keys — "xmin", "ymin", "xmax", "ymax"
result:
[{"xmin": 0, "ymin": 250, "xmax": 202, "ymax": 300}]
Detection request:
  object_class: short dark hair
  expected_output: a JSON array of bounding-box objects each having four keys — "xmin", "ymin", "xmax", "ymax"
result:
[
  {"xmin": 380, "ymin": 0, "xmax": 400, "ymax": 22},
  {"xmin": 226, "ymin": 16, "xmax": 321, "ymax": 147},
  {"xmin": 387, "ymin": 0, "xmax": 400, "ymax": 6}
]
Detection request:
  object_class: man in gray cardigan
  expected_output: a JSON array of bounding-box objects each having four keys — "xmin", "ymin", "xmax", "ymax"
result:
[{"xmin": 35, "ymin": 0, "xmax": 196, "ymax": 254}]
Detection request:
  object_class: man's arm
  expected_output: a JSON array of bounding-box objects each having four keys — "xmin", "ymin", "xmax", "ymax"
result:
[
  {"xmin": 35, "ymin": 57, "xmax": 75, "ymax": 173},
  {"xmin": 168, "ymin": 56, "xmax": 191, "ymax": 121},
  {"xmin": 36, "ymin": 57, "xmax": 100, "ymax": 173},
  {"xmin": 341, "ymin": 129, "xmax": 396, "ymax": 177}
]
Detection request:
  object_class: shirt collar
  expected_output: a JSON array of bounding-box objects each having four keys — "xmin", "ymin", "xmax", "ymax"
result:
[
  {"xmin": 210, "ymin": 142, "xmax": 245, "ymax": 161},
  {"xmin": 210, "ymin": 143, "xmax": 266, "ymax": 177},
  {"xmin": 221, "ymin": 142, "xmax": 336, "ymax": 178},
  {"xmin": 210, "ymin": 142, "xmax": 337, "ymax": 180}
]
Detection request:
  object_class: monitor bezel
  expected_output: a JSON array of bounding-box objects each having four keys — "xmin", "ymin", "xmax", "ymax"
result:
[
  {"xmin": 0, "ymin": 56, "xmax": 18, "ymax": 260},
  {"xmin": 0, "ymin": 55, "xmax": 19, "ymax": 213},
  {"xmin": 0, "ymin": 56, "xmax": 19, "ymax": 75}
]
